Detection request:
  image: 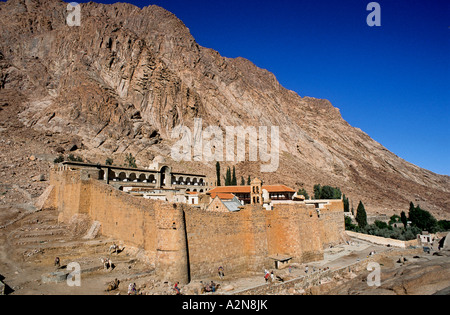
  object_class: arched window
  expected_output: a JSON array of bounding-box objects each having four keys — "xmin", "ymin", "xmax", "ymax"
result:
[
  {"xmin": 139, "ymin": 174, "xmax": 147, "ymax": 182},
  {"xmin": 118, "ymin": 172, "xmax": 127, "ymax": 182},
  {"xmin": 129, "ymin": 173, "xmax": 137, "ymax": 182}
]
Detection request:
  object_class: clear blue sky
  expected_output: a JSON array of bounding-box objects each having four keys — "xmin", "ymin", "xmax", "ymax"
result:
[{"xmin": 76, "ymin": 1, "xmax": 450, "ymax": 175}]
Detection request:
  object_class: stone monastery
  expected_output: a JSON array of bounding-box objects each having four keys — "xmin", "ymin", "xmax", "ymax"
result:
[{"xmin": 45, "ymin": 160, "xmax": 345, "ymax": 284}]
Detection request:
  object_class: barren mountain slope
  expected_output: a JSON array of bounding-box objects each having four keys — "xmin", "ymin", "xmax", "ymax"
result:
[{"xmin": 0, "ymin": 0, "xmax": 448, "ymax": 218}]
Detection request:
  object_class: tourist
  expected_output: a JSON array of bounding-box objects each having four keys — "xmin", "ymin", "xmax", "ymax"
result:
[
  {"xmin": 54, "ymin": 257, "xmax": 60, "ymax": 269},
  {"xmin": 305, "ymin": 266, "xmax": 309, "ymax": 274},
  {"xmin": 264, "ymin": 271, "xmax": 270, "ymax": 283},
  {"xmin": 218, "ymin": 266, "xmax": 225, "ymax": 279},
  {"xmin": 174, "ymin": 282, "xmax": 181, "ymax": 295},
  {"xmin": 270, "ymin": 271, "xmax": 275, "ymax": 282},
  {"xmin": 211, "ymin": 281, "xmax": 216, "ymax": 293},
  {"xmin": 128, "ymin": 283, "xmax": 137, "ymax": 295}
]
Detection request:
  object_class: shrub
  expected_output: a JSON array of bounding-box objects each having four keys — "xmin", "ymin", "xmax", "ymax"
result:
[
  {"xmin": 345, "ymin": 217, "xmax": 357, "ymax": 231},
  {"xmin": 125, "ymin": 153, "xmax": 137, "ymax": 169},
  {"xmin": 297, "ymin": 188, "xmax": 309, "ymax": 200},
  {"xmin": 54, "ymin": 155, "xmax": 64, "ymax": 163},
  {"xmin": 389, "ymin": 215, "xmax": 401, "ymax": 225},
  {"xmin": 438, "ymin": 220, "xmax": 450, "ymax": 231}
]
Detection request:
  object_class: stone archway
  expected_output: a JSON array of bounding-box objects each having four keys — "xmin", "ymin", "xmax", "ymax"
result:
[
  {"xmin": 129, "ymin": 173, "xmax": 137, "ymax": 182},
  {"xmin": 118, "ymin": 172, "xmax": 127, "ymax": 182},
  {"xmin": 139, "ymin": 174, "xmax": 147, "ymax": 182}
]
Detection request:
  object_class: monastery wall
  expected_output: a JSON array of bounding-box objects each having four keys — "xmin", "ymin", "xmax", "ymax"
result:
[
  {"xmin": 268, "ymin": 204, "xmax": 324, "ymax": 263},
  {"xmin": 49, "ymin": 168, "xmax": 345, "ymax": 284},
  {"xmin": 317, "ymin": 200, "xmax": 346, "ymax": 247}
]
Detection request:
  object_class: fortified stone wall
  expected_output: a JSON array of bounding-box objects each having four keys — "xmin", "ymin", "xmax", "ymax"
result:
[
  {"xmin": 51, "ymin": 168, "xmax": 160, "ymax": 267},
  {"xmin": 317, "ymin": 200, "xmax": 346, "ymax": 247},
  {"xmin": 183, "ymin": 207, "xmax": 255, "ymax": 279},
  {"xmin": 49, "ymin": 168, "xmax": 345, "ymax": 284},
  {"xmin": 267, "ymin": 204, "xmax": 324, "ymax": 263}
]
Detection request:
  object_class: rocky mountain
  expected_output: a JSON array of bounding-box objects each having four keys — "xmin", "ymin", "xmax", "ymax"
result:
[{"xmin": 0, "ymin": 0, "xmax": 448, "ymax": 218}]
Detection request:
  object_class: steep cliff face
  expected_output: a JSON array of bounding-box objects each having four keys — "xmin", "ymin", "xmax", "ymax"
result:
[{"xmin": 0, "ymin": 0, "xmax": 448, "ymax": 217}]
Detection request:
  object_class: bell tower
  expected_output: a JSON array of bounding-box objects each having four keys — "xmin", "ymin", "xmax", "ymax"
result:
[{"xmin": 251, "ymin": 178, "xmax": 263, "ymax": 206}]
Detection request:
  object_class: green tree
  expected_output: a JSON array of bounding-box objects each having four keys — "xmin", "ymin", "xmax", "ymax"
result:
[
  {"xmin": 314, "ymin": 184, "xmax": 322, "ymax": 199},
  {"xmin": 408, "ymin": 202, "xmax": 438, "ymax": 232},
  {"xmin": 355, "ymin": 201, "xmax": 368, "ymax": 229},
  {"xmin": 240, "ymin": 176, "xmax": 245, "ymax": 186},
  {"xmin": 105, "ymin": 158, "xmax": 114, "ymax": 166},
  {"xmin": 297, "ymin": 188, "xmax": 309, "ymax": 200},
  {"xmin": 216, "ymin": 162, "xmax": 221, "ymax": 186},
  {"xmin": 247, "ymin": 175, "xmax": 251, "ymax": 185},
  {"xmin": 232, "ymin": 166, "xmax": 237, "ymax": 186},
  {"xmin": 332, "ymin": 187, "xmax": 342, "ymax": 199},
  {"xmin": 225, "ymin": 167, "xmax": 232, "ymax": 186},
  {"xmin": 321, "ymin": 186, "xmax": 335, "ymax": 199}
]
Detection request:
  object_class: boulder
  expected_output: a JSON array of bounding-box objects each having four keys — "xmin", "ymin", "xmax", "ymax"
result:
[
  {"xmin": 443, "ymin": 233, "xmax": 450, "ymax": 250},
  {"xmin": 41, "ymin": 271, "xmax": 68, "ymax": 284}
]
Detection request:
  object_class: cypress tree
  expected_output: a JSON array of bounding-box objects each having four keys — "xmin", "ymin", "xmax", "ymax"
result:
[
  {"xmin": 232, "ymin": 166, "xmax": 237, "ymax": 186},
  {"xmin": 216, "ymin": 162, "xmax": 221, "ymax": 187},
  {"xmin": 247, "ymin": 175, "xmax": 251, "ymax": 185},
  {"xmin": 400, "ymin": 211, "xmax": 408, "ymax": 229},
  {"xmin": 343, "ymin": 194, "xmax": 350, "ymax": 212},
  {"xmin": 355, "ymin": 201, "xmax": 368, "ymax": 228},
  {"xmin": 225, "ymin": 167, "xmax": 232, "ymax": 186},
  {"xmin": 240, "ymin": 176, "xmax": 245, "ymax": 186}
]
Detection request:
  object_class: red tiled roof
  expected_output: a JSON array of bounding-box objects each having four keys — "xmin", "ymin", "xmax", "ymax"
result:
[
  {"xmin": 210, "ymin": 193, "xmax": 236, "ymax": 200},
  {"xmin": 262, "ymin": 185, "xmax": 296, "ymax": 193}
]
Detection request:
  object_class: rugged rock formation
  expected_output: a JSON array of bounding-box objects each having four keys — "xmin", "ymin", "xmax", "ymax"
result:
[{"xmin": 0, "ymin": 0, "xmax": 448, "ymax": 217}]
